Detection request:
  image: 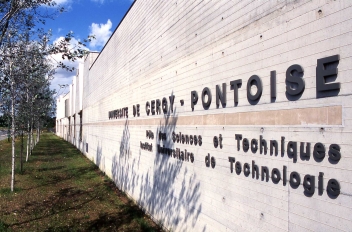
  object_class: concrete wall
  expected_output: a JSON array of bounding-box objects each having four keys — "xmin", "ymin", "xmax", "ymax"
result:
[
  {"xmin": 58, "ymin": 0, "xmax": 352, "ymax": 231},
  {"xmin": 56, "ymin": 62, "xmax": 87, "ymax": 148}
]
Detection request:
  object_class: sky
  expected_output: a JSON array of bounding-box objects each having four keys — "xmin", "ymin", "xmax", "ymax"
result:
[{"xmin": 42, "ymin": 0, "xmax": 134, "ymax": 97}]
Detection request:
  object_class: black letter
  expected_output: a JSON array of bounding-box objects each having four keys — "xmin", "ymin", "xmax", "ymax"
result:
[
  {"xmin": 213, "ymin": 136, "xmax": 218, "ymax": 148},
  {"xmin": 287, "ymin": 141, "xmax": 297, "ymax": 163},
  {"xmin": 146, "ymin": 102, "xmax": 150, "ymax": 116},
  {"xmin": 191, "ymin": 91, "xmax": 198, "ymax": 111},
  {"xmin": 328, "ymin": 144, "xmax": 341, "ymax": 162},
  {"xmin": 316, "ymin": 55, "xmax": 340, "ymax": 97},
  {"xmin": 271, "ymin": 70, "xmax": 276, "ymax": 100},
  {"xmin": 235, "ymin": 162, "xmax": 242, "ymax": 175},
  {"xmin": 247, "ymin": 75, "xmax": 263, "ymax": 101},
  {"xmin": 327, "ymin": 179, "xmax": 340, "ymax": 197},
  {"xmin": 198, "ymin": 135, "xmax": 202, "ymax": 146},
  {"xmin": 162, "ymin": 97, "xmax": 168, "ymax": 113},
  {"xmin": 313, "ymin": 142, "xmax": 325, "ymax": 161},
  {"xmin": 251, "ymin": 139, "xmax": 258, "ymax": 153},
  {"xmin": 286, "ymin": 64, "xmax": 305, "ymax": 96},
  {"xmin": 211, "ymin": 157, "xmax": 216, "ymax": 168},
  {"xmin": 270, "ymin": 140, "xmax": 278, "ymax": 156},
  {"xmin": 318, "ymin": 172, "xmax": 323, "ymax": 195},
  {"xmin": 169, "ymin": 95, "xmax": 175, "ymax": 113},
  {"xmin": 303, "ymin": 175, "xmax": 315, "ymax": 196},
  {"xmin": 243, "ymin": 138, "xmax": 249, "ymax": 152},
  {"xmin": 260, "ymin": 135, "xmax": 267, "ymax": 154},
  {"xmin": 281, "ymin": 137, "xmax": 285, "ymax": 157},
  {"xmin": 243, "ymin": 163, "xmax": 250, "ymax": 177},
  {"xmin": 205, "ymin": 154, "xmax": 210, "ymax": 167},
  {"xmin": 216, "ymin": 83, "xmax": 226, "ymax": 108},
  {"xmin": 290, "ymin": 172, "xmax": 301, "ymax": 189},
  {"xmin": 156, "ymin": 99, "xmax": 161, "ymax": 114},
  {"xmin": 219, "ymin": 134, "xmax": 223, "ymax": 149},
  {"xmin": 230, "ymin": 79, "xmax": 242, "ymax": 106},
  {"xmin": 300, "ymin": 142, "xmax": 311, "ymax": 161},
  {"xmin": 228, "ymin": 157, "xmax": 236, "ymax": 173},
  {"xmin": 172, "ymin": 131, "xmax": 176, "ymax": 142},
  {"xmin": 185, "ymin": 135, "xmax": 189, "ymax": 144},
  {"xmin": 202, "ymin": 87, "xmax": 212, "ymax": 109},
  {"xmin": 271, "ymin": 168, "xmax": 281, "ymax": 184},
  {"xmin": 252, "ymin": 160, "xmax": 259, "ymax": 179},
  {"xmin": 151, "ymin": 100, "xmax": 156, "ymax": 115},
  {"xmin": 261, "ymin": 166, "xmax": 269, "ymax": 182},
  {"xmin": 235, "ymin": 134, "xmax": 242, "ymax": 151}
]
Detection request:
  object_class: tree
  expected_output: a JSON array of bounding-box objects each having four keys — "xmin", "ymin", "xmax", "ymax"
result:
[
  {"xmin": 0, "ymin": 0, "xmax": 58, "ymax": 46},
  {"xmin": 0, "ymin": 0, "xmax": 91, "ymax": 191}
]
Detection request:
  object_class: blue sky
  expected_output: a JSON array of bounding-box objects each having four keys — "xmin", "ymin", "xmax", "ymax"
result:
[{"xmin": 44, "ymin": 0, "xmax": 134, "ymax": 96}]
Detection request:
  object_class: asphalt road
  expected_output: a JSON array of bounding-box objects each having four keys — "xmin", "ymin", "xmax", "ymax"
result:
[{"xmin": 0, "ymin": 130, "xmax": 8, "ymax": 141}]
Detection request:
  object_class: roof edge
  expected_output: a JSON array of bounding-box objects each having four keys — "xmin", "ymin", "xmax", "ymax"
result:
[{"xmin": 89, "ymin": 0, "xmax": 137, "ymax": 70}]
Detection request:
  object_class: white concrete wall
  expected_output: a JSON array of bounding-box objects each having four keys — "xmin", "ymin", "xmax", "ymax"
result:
[
  {"xmin": 78, "ymin": 63, "xmax": 84, "ymax": 112},
  {"xmin": 56, "ymin": 93, "xmax": 70, "ymax": 138},
  {"xmin": 59, "ymin": 0, "xmax": 352, "ymax": 231},
  {"xmin": 57, "ymin": 62, "xmax": 86, "ymax": 146}
]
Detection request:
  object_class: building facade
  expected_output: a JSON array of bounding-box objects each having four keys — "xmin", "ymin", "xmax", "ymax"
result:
[{"xmin": 56, "ymin": 1, "xmax": 352, "ymax": 231}]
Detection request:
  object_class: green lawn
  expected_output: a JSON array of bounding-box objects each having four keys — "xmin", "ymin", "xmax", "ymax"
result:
[{"xmin": 0, "ymin": 133, "xmax": 162, "ymax": 232}]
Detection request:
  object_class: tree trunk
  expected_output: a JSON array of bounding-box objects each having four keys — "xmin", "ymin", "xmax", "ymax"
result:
[
  {"xmin": 26, "ymin": 91, "xmax": 30, "ymax": 162},
  {"xmin": 7, "ymin": 119, "xmax": 10, "ymax": 142},
  {"xmin": 30, "ymin": 120, "xmax": 33, "ymax": 154},
  {"xmin": 10, "ymin": 77, "xmax": 15, "ymax": 192},
  {"xmin": 38, "ymin": 122, "xmax": 40, "ymax": 142},
  {"xmin": 20, "ymin": 131, "xmax": 23, "ymax": 173},
  {"xmin": 37, "ymin": 122, "xmax": 40, "ymax": 143},
  {"xmin": 26, "ymin": 122, "xmax": 30, "ymax": 161}
]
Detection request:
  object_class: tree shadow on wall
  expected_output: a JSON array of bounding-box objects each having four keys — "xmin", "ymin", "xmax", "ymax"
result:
[
  {"xmin": 96, "ymin": 142, "xmax": 104, "ymax": 172},
  {"xmin": 139, "ymin": 107, "xmax": 202, "ymax": 230},
  {"xmin": 111, "ymin": 120, "xmax": 138, "ymax": 194},
  {"xmin": 111, "ymin": 94, "xmax": 202, "ymax": 231}
]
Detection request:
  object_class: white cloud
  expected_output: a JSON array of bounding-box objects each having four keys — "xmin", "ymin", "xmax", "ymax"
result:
[
  {"xmin": 50, "ymin": 37, "xmax": 88, "ymax": 96},
  {"xmin": 54, "ymin": 0, "xmax": 70, "ymax": 5},
  {"xmin": 89, "ymin": 19, "xmax": 113, "ymax": 49},
  {"xmin": 91, "ymin": 0, "xmax": 135, "ymax": 4},
  {"xmin": 50, "ymin": 72, "xmax": 75, "ymax": 97}
]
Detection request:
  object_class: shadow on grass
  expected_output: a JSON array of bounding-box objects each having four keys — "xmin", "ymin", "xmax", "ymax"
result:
[
  {"xmin": 0, "ymin": 133, "xmax": 162, "ymax": 231},
  {"xmin": 0, "ymin": 221, "xmax": 9, "ymax": 232},
  {"xmin": 11, "ymin": 188, "xmax": 97, "ymax": 227},
  {"xmin": 83, "ymin": 205, "xmax": 158, "ymax": 232},
  {"xmin": 0, "ymin": 187, "xmax": 22, "ymax": 194},
  {"xmin": 12, "ymin": 184, "xmax": 160, "ymax": 232},
  {"xmin": 22, "ymin": 165, "xmax": 97, "ymax": 191},
  {"xmin": 37, "ymin": 165, "xmax": 66, "ymax": 172}
]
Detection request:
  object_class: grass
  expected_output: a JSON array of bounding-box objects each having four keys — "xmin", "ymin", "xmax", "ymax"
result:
[{"xmin": 0, "ymin": 133, "xmax": 163, "ymax": 232}]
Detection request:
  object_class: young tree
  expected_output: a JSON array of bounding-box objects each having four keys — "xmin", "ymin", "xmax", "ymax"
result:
[
  {"xmin": 0, "ymin": 0, "xmax": 91, "ymax": 191},
  {"xmin": 0, "ymin": 32, "xmax": 25, "ymax": 191}
]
